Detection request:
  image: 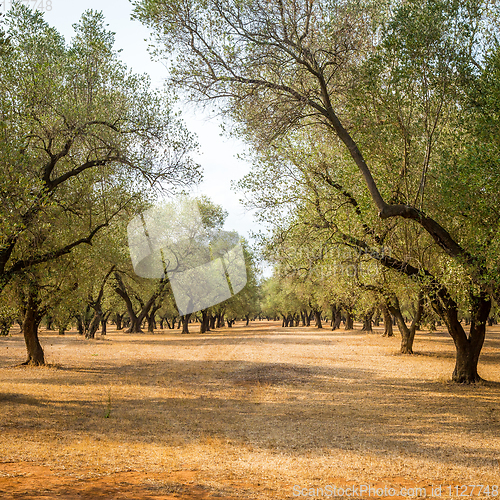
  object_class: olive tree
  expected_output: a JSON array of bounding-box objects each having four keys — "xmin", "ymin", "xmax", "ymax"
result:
[{"xmin": 0, "ymin": 5, "xmax": 200, "ymax": 364}]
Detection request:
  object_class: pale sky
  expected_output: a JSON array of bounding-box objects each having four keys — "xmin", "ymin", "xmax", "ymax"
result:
[{"xmin": 6, "ymin": 0, "xmax": 262, "ymax": 244}]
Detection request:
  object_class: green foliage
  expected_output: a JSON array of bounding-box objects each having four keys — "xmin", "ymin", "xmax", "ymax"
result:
[
  {"xmin": 0, "ymin": 4, "xmax": 200, "ymax": 293},
  {"xmin": 0, "ymin": 300, "xmax": 18, "ymax": 335},
  {"xmin": 222, "ymin": 239, "xmax": 261, "ymax": 319}
]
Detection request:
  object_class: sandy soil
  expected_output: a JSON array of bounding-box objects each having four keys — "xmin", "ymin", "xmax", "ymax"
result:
[{"xmin": 0, "ymin": 321, "xmax": 499, "ymax": 499}]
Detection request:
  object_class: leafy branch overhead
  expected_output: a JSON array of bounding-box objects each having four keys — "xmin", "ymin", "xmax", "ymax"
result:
[{"xmin": 0, "ymin": 4, "xmax": 200, "ymax": 289}]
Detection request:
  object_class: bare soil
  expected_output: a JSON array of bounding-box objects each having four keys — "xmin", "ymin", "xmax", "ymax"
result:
[{"xmin": 0, "ymin": 321, "xmax": 499, "ymax": 499}]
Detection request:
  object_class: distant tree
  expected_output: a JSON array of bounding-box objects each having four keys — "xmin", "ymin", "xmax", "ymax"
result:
[{"xmin": 223, "ymin": 240, "xmax": 261, "ymax": 326}]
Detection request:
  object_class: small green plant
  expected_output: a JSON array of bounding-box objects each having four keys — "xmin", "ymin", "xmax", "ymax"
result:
[{"xmin": 104, "ymin": 387, "xmax": 112, "ymax": 418}]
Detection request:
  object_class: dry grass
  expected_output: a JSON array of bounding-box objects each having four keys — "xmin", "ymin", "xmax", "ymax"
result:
[{"xmin": 0, "ymin": 321, "xmax": 499, "ymax": 499}]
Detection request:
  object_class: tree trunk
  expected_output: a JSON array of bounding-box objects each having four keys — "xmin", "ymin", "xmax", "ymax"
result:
[
  {"xmin": 147, "ymin": 304, "xmax": 161, "ymax": 333},
  {"xmin": 76, "ymin": 315, "xmax": 84, "ymax": 335},
  {"xmin": 381, "ymin": 303, "xmax": 393, "ymax": 337},
  {"xmin": 86, "ymin": 310, "xmax": 102, "ymax": 339},
  {"xmin": 399, "ymin": 326, "xmax": 414, "ymax": 354},
  {"xmin": 388, "ymin": 293, "xmax": 424, "ymax": 354},
  {"xmin": 200, "ymin": 309, "xmax": 209, "ymax": 333},
  {"xmin": 345, "ymin": 310, "xmax": 354, "ymax": 330},
  {"xmin": 45, "ymin": 315, "xmax": 54, "ymax": 331},
  {"xmin": 114, "ymin": 272, "xmax": 162, "ymax": 333},
  {"xmin": 314, "ymin": 309, "xmax": 322, "ymax": 329},
  {"xmin": 86, "ymin": 266, "xmax": 116, "ymax": 338},
  {"xmin": 208, "ymin": 314, "xmax": 216, "ymax": 329},
  {"xmin": 216, "ymin": 311, "xmax": 225, "ymax": 328},
  {"xmin": 453, "ymin": 340, "xmax": 482, "ymax": 383},
  {"xmin": 127, "ymin": 314, "xmax": 141, "ymax": 333},
  {"xmin": 128, "ymin": 314, "xmax": 143, "ymax": 333},
  {"xmin": 22, "ymin": 290, "xmax": 45, "ymax": 366},
  {"xmin": 446, "ymin": 293, "xmax": 490, "ymax": 383},
  {"xmin": 147, "ymin": 315, "xmax": 155, "ymax": 332},
  {"xmin": 181, "ymin": 313, "xmax": 191, "ymax": 334},
  {"xmin": 100, "ymin": 312, "xmax": 111, "ymax": 335},
  {"xmin": 331, "ymin": 305, "xmax": 342, "ymax": 330},
  {"xmin": 361, "ymin": 310, "xmax": 374, "ymax": 332},
  {"xmin": 115, "ymin": 312, "xmax": 123, "ymax": 330}
]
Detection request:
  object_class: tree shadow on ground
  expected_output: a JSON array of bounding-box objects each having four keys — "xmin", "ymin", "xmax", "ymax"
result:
[{"xmin": 2, "ymin": 355, "xmax": 499, "ymax": 473}]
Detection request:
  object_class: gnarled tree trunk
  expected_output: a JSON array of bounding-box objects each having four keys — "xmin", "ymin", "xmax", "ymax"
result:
[
  {"xmin": 446, "ymin": 292, "xmax": 490, "ymax": 383},
  {"xmin": 22, "ymin": 289, "xmax": 45, "ymax": 366},
  {"xmin": 344, "ymin": 310, "xmax": 354, "ymax": 330},
  {"xmin": 301, "ymin": 310, "xmax": 307, "ymax": 327},
  {"xmin": 209, "ymin": 314, "xmax": 216, "ymax": 329},
  {"xmin": 147, "ymin": 303, "xmax": 161, "ymax": 333},
  {"xmin": 283, "ymin": 314, "xmax": 289, "ymax": 327},
  {"xmin": 115, "ymin": 312, "xmax": 123, "ymax": 330},
  {"xmin": 75, "ymin": 314, "xmax": 84, "ymax": 335},
  {"xmin": 86, "ymin": 310, "xmax": 102, "ymax": 339},
  {"xmin": 313, "ymin": 309, "xmax": 322, "ymax": 329},
  {"xmin": 381, "ymin": 303, "xmax": 393, "ymax": 337},
  {"xmin": 114, "ymin": 272, "xmax": 164, "ymax": 333},
  {"xmin": 361, "ymin": 309, "xmax": 374, "ymax": 333},
  {"xmin": 387, "ymin": 292, "xmax": 424, "ymax": 354},
  {"xmin": 181, "ymin": 313, "xmax": 191, "ymax": 334},
  {"xmin": 331, "ymin": 304, "xmax": 342, "ymax": 330},
  {"xmin": 101, "ymin": 312, "xmax": 111, "ymax": 335},
  {"xmin": 200, "ymin": 309, "xmax": 209, "ymax": 333}
]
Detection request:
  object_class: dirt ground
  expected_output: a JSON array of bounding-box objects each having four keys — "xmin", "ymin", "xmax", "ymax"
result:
[{"xmin": 0, "ymin": 321, "xmax": 499, "ymax": 499}]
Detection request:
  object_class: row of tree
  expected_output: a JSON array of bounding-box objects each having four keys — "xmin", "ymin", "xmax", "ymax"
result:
[
  {"xmin": 132, "ymin": 0, "xmax": 500, "ymax": 382},
  {"xmin": 260, "ymin": 271, "xmax": 499, "ymax": 355}
]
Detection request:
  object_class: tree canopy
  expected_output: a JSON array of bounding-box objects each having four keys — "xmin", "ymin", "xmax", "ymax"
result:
[{"xmin": 0, "ymin": 4, "xmax": 200, "ymax": 292}]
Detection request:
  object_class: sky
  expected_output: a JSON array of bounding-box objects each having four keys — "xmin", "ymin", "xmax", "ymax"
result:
[{"xmin": 2, "ymin": 0, "xmax": 264, "ymax": 248}]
